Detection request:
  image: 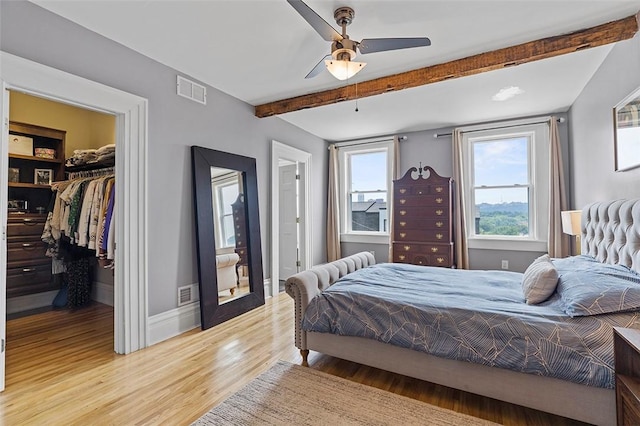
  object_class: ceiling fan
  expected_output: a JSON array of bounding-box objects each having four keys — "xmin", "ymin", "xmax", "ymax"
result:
[{"xmin": 287, "ymin": 0, "xmax": 431, "ymax": 80}]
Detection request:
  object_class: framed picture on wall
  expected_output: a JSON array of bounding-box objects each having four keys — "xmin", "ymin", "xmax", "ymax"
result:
[
  {"xmin": 34, "ymin": 168, "xmax": 53, "ymax": 185},
  {"xmin": 614, "ymin": 85, "xmax": 640, "ymax": 171}
]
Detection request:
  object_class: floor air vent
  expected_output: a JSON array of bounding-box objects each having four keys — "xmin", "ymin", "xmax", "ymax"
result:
[
  {"xmin": 178, "ymin": 284, "xmax": 198, "ymax": 306},
  {"xmin": 177, "ymin": 75, "xmax": 207, "ymax": 105}
]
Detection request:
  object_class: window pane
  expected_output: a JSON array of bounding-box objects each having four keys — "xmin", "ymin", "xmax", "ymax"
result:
[
  {"xmin": 474, "ymin": 187, "xmax": 529, "ymax": 236},
  {"xmin": 350, "ymin": 194, "xmax": 388, "ymax": 232},
  {"xmin": 474, "ymin": 137, "xmax": 528, "ymax": 186},
  {"xmin": 222, "ymin": 215, "xmax": 235, "ymax": 246},
  {"xmin": 220, "ymin": 184, "xmax": 239, "ymax": 215},
  {"xmin": 351, "ymin": 151, "xmax": 387, "ymax": 192}
]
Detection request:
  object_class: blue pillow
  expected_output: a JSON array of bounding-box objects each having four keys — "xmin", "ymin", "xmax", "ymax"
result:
[{"xmin": 554, "ymin": 257, "xmax": 640, "ymax": 317}]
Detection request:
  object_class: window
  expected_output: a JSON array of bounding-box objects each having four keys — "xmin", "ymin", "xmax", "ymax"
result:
[
  {"xmin": 211, "ymin": 174, "xmax": 240, "ymax": 248},
  {"xmin": 216, "ymin": 182, "xmax": 239, "ymax": 248},
  {"xmin": 462, "ymin": 122, "xmax": 549, "ymax": 251},
  {"xmin": 339, "ymin": 141, "xmax": 393, "ymax": 243}
]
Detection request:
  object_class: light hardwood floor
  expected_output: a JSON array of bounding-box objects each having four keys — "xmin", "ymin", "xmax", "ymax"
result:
[{"xmin": 2, "ymin": 294, "xmax": 588, "ymax": 425}]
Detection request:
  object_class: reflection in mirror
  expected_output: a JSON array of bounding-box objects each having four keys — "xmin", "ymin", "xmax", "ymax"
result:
[
  {"xmin": 614, "ymin": 86, "xmax": 640, "ymax": 171},
  {"xmin": 192, "ymin": 146, "xmax": 264, "ymax": 330},
  {"xmin": 210, "ymin": 167, "xmax": 250, "ymax": 304}
]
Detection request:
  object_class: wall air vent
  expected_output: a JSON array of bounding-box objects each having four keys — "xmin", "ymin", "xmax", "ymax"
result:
[
  {"xmin": 177, "ymin": 75, "xmax": 207, "ymax": 105},
  {"xmin": 178, "ymin": 284, "xmax": 198, "ymax": 306}
]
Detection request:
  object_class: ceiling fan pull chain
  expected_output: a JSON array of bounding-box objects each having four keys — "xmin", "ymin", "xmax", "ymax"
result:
[{"xmin": 355, "ymin": 81, "xmax": 359, "ymax": 112}]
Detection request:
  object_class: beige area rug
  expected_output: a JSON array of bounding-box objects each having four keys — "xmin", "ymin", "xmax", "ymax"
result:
[{"xmin": 193, "ymin": 360, "xmax": 498, "ymax": 425}]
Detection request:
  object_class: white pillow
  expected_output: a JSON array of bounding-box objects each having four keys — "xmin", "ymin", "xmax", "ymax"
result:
[{"xmin": 522, "ymin": 254, "xmax": 559, "ymax": 305}]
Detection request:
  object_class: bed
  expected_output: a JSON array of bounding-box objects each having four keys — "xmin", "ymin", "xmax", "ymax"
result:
[{"xmin": 285, "ymin": 198, "xmax": 640, "ymax": 425}]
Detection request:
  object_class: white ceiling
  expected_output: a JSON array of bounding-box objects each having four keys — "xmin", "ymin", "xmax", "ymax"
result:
[{"xmin": 31, "ymin": 0, "xmax": 640, "ymax": 141}]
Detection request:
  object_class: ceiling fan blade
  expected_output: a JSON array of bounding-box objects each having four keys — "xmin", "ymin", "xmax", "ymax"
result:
[
  {"xmin": 287, "ymin": 0, "xmax": 342, "ymax": 42},
  {"xmin": 305, "ymin": 55, "xmax": 331, "ymax": 79},
  {"xmin": 358, "ymin": 37, "xmax": 431, "ymax": 54}
]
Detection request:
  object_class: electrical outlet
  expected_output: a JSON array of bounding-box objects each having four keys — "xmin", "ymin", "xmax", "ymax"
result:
[{"xmin": 501, "ymin": 260, "xmax": 509, "ymax": 270}]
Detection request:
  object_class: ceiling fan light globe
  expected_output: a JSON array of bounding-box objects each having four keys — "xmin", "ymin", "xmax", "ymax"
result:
[{"xmin": 325, "ymin": 59, "xmax": 366, "ymax": 80}]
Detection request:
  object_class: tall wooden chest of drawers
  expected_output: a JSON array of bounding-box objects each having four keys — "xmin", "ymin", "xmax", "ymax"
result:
[
  {"xmin": 7, "ymin": 213, "xmax": 57, "ymax": 298},
  {"xmin": 392, "ymin": 166, "xmax": 455, "ymax": 268}
]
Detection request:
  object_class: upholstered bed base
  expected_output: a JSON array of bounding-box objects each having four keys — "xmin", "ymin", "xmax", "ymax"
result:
[
  {"xmin": 285, "ymin": 252, "xmax": 614, "ymax": 425},
  {"xmin": 286, "ymin": 198, "xmax": 640, "ymax": 426}
]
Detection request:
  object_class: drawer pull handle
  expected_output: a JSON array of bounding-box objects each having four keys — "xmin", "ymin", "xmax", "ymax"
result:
[
  {"xmin": 404, "ymin": 245, "xmax": 411, "ymax": 251},
  {"xmin": 436, "ymin": 257, "xmax": 445, "ymax": 263},
  {"xmin": 399, "ymin": 210, "xmax": 406, "ymax": 216},
  {"xmin": 23, "ymin": 218, "xmax": 37, "ymax": 225},
  {"xmin": 436, "ymin": 198, "xmax": 443, "ymax": 203},
  {"xmin": 436, "ymin": 221, "xmax": 443, "ymax": 227},
  {"xmin": 399, "ymin": 221, "xmax": 406, "ymax": 227},
  {"xmin": 399, "ymin": 188, "xmax": 406, "ymax": 194},
  {"xmin": 399, "ymin": 232, "xmax": 406, "ymax": 238},
  {"xmin": 436, "ymin": 233, "xmax": 443, "ymax": 240},
  {"xmin": 22, "ymin": 268, "xmax": 36, "ymax": 273},
  {"xmin": 436, "ymin": 187, "xmax": 444, "ymax": 193},
  {"xmin": 22, "ymin": 243, "xmax": 36, "ymax": 248},
  {"xmin": 435, "ymin": 209, "xmax": 444, "ymax": 216},
  {"xmin": 398, "ymin": 255, "xmax": 406, "ymax": 260},
  {"xmin": 431, "ymin": 247, "xmax": 439, "ymax": 252},
  {"xmin": 399, "ymin": 199, "xmax": 406, "ymax": 205}
]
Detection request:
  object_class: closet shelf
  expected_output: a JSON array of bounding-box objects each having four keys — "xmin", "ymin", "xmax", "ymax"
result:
[
  {"xmin": 9, "ymin": 153, "xmax": 63, "ymax": 164},
  {"xmin": 65, "ymin": 159, "xmax": 115, "ymax": 173},
  {"xmin": 8, "ymin": 182, "xmax": 51, "ymax": 189}
]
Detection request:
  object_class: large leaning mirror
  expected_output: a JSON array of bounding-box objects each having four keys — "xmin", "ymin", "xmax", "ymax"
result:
[{"xmin": 191, "ymin": 146, "xmax": 264, "ymax": 330}]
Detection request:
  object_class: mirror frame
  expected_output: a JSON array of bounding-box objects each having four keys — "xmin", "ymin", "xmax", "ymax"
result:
[
  {"xmin": 614, "ymin": 85, "xmax": 640, "ymax": 172},
  {"xmin": 191, "ymin": 146, "xmax": 264, "ymax": 330}
]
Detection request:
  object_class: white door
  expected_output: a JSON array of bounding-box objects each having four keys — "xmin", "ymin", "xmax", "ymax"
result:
[
  {"xmin": 0, "ymin": 87, "xmax": 9, "ymax": 391},
  {"xmin": 279, "ymin": 163, "xmax": 298, "ymax": 279}
]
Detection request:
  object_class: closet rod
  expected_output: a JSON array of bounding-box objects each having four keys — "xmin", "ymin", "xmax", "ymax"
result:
[
  {"xmin": 67, "ymin": 166, "xmax": 115, "ymax": 180},
  {"xmin": 433, "ymin": 117, "xmax": 566, "ymax": 139}
]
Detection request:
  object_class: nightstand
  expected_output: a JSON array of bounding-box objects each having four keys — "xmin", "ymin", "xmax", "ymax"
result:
[{"xmin": 614, "ymin": 327, "xmax": 640, "ymax": 425}]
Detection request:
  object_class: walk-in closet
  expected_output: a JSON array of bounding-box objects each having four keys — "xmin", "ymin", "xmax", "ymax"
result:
[{"xmin": 5, "ymin": 91, "xmax": 116, "ymax": 379}]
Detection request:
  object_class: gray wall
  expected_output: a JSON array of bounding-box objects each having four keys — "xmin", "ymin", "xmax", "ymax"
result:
[
  {"xmin": 568, "ymin": 34, "xmax": 640, "ymax": 208},
  {"xmin": 342, "ymin": 113, "xmax": 570, "ymax": 273},
  {"xmin": 1, "ymin": 1, "xmax": 327, "ymax": 316}
]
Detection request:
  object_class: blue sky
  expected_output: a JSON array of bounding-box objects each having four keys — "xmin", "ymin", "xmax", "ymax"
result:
[{"xmin": 350, "ymin": 138, "xmax": 531, "ymax": 205}]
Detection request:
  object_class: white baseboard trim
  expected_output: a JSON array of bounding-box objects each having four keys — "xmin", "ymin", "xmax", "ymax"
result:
[
  {"xmin": 264, "ymin": 278, "xmax": 272, "ymax": 298},
  {"xmin": 148, "ymin": 301, "xmax": 201, "ymax": 346},
  {"xmin": 7, "ymin": 290, "xmax": 58, "ymax": 314},
  {"xmin": 148, "ymin": 279, "xmax": 272, "ymax": 345},
  {"xmin": 92, "ymin": 280, "xmax": 114, "ymax": 307}
]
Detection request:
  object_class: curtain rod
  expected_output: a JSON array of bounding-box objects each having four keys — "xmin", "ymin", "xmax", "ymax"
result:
[
  {"xmin": 433, "ymin": 117, "xmax": 566, "ymax": 138},
  {"xmin": 329, "ymin": 135, "xmax": 407, "ymax": 150}
]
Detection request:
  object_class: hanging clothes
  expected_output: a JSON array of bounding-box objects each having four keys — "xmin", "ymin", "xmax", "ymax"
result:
[{"xmin": 42, "ymin": 167, "xmax": 115, "ymax": 308}]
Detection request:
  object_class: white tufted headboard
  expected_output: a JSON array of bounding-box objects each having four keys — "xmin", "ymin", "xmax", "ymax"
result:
[{"xmin": 581, "ymin": 198, "xmax": 640, "ymax": 272}]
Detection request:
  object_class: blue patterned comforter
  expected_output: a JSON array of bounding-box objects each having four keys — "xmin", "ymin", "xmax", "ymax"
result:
[{"xmin": 302, "ymin": 261, "xmax": 640, "ymax": 388}]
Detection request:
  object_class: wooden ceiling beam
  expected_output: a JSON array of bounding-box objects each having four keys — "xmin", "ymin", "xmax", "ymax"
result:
[{"xmin": 255, "ymin": 12, "xmax": 639, "ymax": 118}]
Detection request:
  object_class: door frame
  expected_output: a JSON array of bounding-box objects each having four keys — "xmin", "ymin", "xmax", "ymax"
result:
[
  {"xmin": 270, "ymin": 140, "xmax": 311, "ymax": 297},
  {"xmin": 0, "ymin": 51, "xmax": 148, "ymax": 368}
]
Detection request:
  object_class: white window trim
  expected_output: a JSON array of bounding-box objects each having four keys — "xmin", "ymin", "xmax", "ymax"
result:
[
  {"xmin": 462, "ymin": 120, "xmax": 550, "ymax": 251},
  {"xmin": 211, "ymin": 174, "xmax": 238, "ymax": 249},
  {"xmin": 338, "ymin": 140, "xmax": 393, "ymax": 243}
]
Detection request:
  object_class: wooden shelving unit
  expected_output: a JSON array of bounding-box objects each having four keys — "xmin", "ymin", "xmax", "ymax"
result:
[{"xmin": 7, "ymin": 121, "xmax": 66, "ymax": 298}]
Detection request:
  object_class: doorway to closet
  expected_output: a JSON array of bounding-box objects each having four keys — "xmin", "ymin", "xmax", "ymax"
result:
[
  {"xmin": 5, "ymin": 90, "xmax": 117, "ymax": 385},
  {"xmin": 1, "ymin": 50, "xmax": 149, "ymax": 392}
]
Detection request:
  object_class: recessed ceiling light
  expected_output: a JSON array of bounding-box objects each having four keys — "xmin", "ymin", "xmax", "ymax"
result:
[{"xmin": 492, "ymin": 86, "xmax": 525, "ymax": 101}]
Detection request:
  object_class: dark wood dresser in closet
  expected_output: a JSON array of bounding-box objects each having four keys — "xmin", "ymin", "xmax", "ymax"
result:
[
  {"xmin": 6, "ymin": 213, "xmax": 56, "ymax": 297},
  {"xmin": 7, "ymin": 121, "xmax": 65, "ymax": 298},
  {"xmin": 392, "ymin": 166, "xmax": 455, "ymax": 268}
]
